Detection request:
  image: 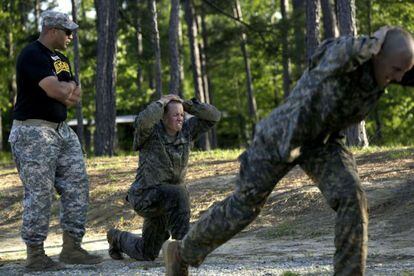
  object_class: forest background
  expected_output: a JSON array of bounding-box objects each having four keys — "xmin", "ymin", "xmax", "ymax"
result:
[{"xmin": 0, "ymin": 0, "xmax": 413, "ymax": 156}]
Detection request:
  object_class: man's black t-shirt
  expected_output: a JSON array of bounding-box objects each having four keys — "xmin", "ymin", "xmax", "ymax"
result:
[{"xmin": 13, "ymin": 40, "xmax": 74, "ymax": 123}]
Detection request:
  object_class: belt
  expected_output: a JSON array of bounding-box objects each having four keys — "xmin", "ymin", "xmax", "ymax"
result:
[{"xmin": 13, "ymin": 119, "xmax": 63, "ymax": 130}]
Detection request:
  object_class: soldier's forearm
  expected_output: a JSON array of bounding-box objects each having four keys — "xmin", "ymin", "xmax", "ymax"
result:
[
  {"xmin": 134, "ymin": 101, "xmax": 164, "ymax": 130},
  {"xmin": 183, "ymin": 99, "xmax": 221, "ymax": 122}
]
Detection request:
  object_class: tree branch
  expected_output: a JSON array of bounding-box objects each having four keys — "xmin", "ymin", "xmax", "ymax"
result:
[{"xmin": 202, "ymin": 0, "xmax": 278, "ymax": 52}]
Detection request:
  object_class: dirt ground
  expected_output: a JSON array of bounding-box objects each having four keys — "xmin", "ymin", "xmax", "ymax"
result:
[{"xmin": 0, "ymin": 147, "xmax": 413, "ymax": 275}]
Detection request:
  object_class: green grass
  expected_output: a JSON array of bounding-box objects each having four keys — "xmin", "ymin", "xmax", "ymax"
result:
[
  {"xmin": 197, "ymin": 145, "xmax": 412, "ymax": 160},
  {"xmin": 304, "ymin": 228, "xmax": 330, "ymax": 238},
  {"xmin": 350, "ymin": 145, "xmax": 413, "ymax": 161},
  {"xmin": 189, "ymin": 148, "xmax": 243, "ymax": 162},
  {"xmin": 89, "ymin": 148, "xmax": 243, "ymax": 162},
  {"xmin": 90, "ymin": 184, "xmax": 128, "ymax": 199},
  {"xmin": 281, "ymin": 272, "xmax": 300, "ymax": 276},
  {"xmin": 387, "ymin": 149, "xmax": 414, "ymax": 159},
  {"xmin": 0, "ymin": 151, "xmax": 12, "ymax": 165},
  {"xmin": 351, "ymin": 145, "xmax": 413, "ymax": 155},
  {"xmin": 0, "ymin": 145, "xmax": 411, "ymax": 169},
  {"xmin": 107, "ymin": 172, "xmax": 122, "ymax": 181},
  {"xmin": 257, "ymin": 221, "xmax": 297, "ymax": 239},
  {"xmin": 85, "ymin": 155, "xmax": 137, "ymax": 169}
]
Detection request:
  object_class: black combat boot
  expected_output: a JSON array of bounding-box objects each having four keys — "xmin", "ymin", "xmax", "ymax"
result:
[
  {"xmin": 26, "ymin": 243, "xmax": 65, "ymax": 271},
  {"xmin": 59, "ymin": 232, "xmax": 103, "ymax": 264},
  {"xmin": 162, "ymin": 239, "xmax": 189, "ymax": 276},
  {"xmin": 107, "ymin": 228, "xmax": 124, "ymax": 260}
]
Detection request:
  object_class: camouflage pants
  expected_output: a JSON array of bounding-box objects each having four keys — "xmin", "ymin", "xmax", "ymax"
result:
[
  {"xmin": 116, "ymin": 183, "xmax": 190, "ymax": 261},
  {"xmin": 180, "ymin": 138, "xmax": 368, "ymax": 276},
  {"xmin": 9, "ymin": 122, "xmax": 89, "ymax": 245}
]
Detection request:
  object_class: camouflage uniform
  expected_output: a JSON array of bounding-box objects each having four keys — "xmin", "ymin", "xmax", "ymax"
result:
[
  {"xmin": 178, "ymin": 34, "xmax": 387, "ymax": 275},
  {"xmin": 115, "ymin": 99, "xmax": 220, "ymax": 261},
  {"xmin": 9, "ymin": 121, "xmax": 89, "ymax": 244},
  {"xmin": 8, "ymin": 10, "xmax": 103, "ymax": 269}
]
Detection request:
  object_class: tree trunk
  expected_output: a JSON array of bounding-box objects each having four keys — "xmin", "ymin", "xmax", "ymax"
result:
[
  {"xmin": 0, "ymin": 109, "xmax": 3, "ymax": 150},
  {"xmin": 236, "ymin": 80, "xmax": 248, "ymax": 147},
  {"xmin": 270, "ymin": 0, "xmax": 280, "ymax": 104},
  {"xmin": 5, "ymin": 1, "xmax": 17, "ymax": 109},
  {"xmin": 337, "ymin": 0, "xmax": 369, "ymax": 147},
  {"xmin": 280, "ymin": 0, "xmax": 291, "ymax": 98},
  {"xmin": 7, "ymin": 15, "xmax": 17, "ymax": 131},
  {"xmin": 368, "ymin": 0, "xmax": 381, "ymax": 143},
  {"xmin": 168, "ymin": 0, "xmax": 181, "ymax": 95},
  {"xmin": 148, "ymin": 0, "xmax": 162, "ymax": 98},
  {"xmin": 94, "ymin": 0, "xmax": 118, "ymax": 156},
  {"xmin": 336, "ymin": 0, "xmax": 356, "ymax": 36},
  {"xmin": 3, "ymin": 1, "xmax": 25, "ymax": 149},
  {"xmin": 183, "ymin": 0, "xmax": 204, "ymax": 102},
  {"xmin": 320, "ymin": 0, "xmax": 338, "ymax": 39},
  {"xmin": 234, "ymin": 0, "xmax": 257, "ymax": 136},
  {"xmin": 272, "ymin": 61, "xmax": 280, "ymax": 106},
  {"xmin": 134, "ymin": 0, "xmax": 144, "ymax": 95},
  {"xmin": 306, "ymin": 0, "xmax": 320, "ymax": 63},
  {"xmin": 34, "ymin": 0, "xmax": 41, "ymax": 31},
  {"xmin": 71, "ymin": 0, "xmax": 85, "ymax": 148},
  {"xmin": 344, "ymin": 120, "xmax": 369, "ymax": 147},
  {"xmin": 148, "ymin": 64, "xmax": 155, "ymax": 91},
  {"xmin": 197, "ymin": 14, "xmax": 209, "ymax": 105},
  {"xmin": 200, "ymin": 5, "xmax": 217, "ymax": 148},
  {"xmin": 81, "ymin": 0, "xmax": 87, "ymax": 22},
  {"xmin": 196, "ymin": 12, "xmax": 212, "ymax": 150},
  {"xmin": 183, "ymin": 0, "xmax": 210, "ymax": 150},
  {"xmin": 292, "ymin": 0, "xmax": 305, "ymax": 78},
  {"xmin": 178, "ymin": 16, "xmax": 185, "ymax": 98},
  {"xmin": 18, "ymin": 1, "xmax": 28, "ymax": 29},
  {"xmin": 367, "ymin": 0, "xmax": 372, "ymax": 35},
  {"xmin": 373, "ymin": 107, "xmax": 382, "ymax": 142}
]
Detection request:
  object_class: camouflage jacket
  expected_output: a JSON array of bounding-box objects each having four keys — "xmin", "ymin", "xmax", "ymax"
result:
[
  {"xmin": 130, "ymin": 99, "xmax": 221, "ymax": 191},
  {"xmin": 253, "ymin": 34, "xmax": 386, "ymax": 163}
]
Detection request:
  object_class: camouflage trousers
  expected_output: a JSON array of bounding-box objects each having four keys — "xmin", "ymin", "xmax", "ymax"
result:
[
  {"xmin": 9, "ymin": 121, "xmax": 89, "ymax": 245},
  {"xmin": 180, "ymin": 138, "xmax": 368, "ymax": 276},
  {"xmin": 116, "ymin": 183, "xmax": 190, "ymax": 261}
]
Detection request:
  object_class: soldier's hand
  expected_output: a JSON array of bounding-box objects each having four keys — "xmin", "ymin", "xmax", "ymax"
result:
[
  {"xmin": 183, "ymin": 98, "xmax": 200, "ymax": 112},
  {"xmin": 182, "ymin": 100, "xmax": 191, "ymax": 112},
  {"xmin": 64, "ymin": 83, "xmax": 81, "ymax": 107},
  {"xmin": 372, "ymin": 26, "xmax": 391, "ymax": 54},
  {"xmin": 64, "ymin": 93, "xmax": 80, "ymax": 107}
]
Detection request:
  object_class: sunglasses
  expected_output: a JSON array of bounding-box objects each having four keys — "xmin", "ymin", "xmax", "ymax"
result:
[{"xmin": 55, "ymin": 27, "xmax": 73, "ymax": 36}]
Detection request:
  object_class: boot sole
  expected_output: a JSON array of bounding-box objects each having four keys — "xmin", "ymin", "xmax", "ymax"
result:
[{"xmin": 109, "ymin": 251, "xmax": 124, "ymax": 260}]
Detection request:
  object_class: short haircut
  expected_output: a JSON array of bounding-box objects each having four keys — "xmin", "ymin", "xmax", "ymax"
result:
[
  {"xmin": 164, "ymin": 100, "xmax": 183, "ymax": 115},
  {"xmin": 382, "ymin": 27, "xmax": 414, "ymax": 58}
]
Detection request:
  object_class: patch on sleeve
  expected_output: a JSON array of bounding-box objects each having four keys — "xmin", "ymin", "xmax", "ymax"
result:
[{"xmin": 53, "ymin": 60, "xmax": 70, "ymax": 74}]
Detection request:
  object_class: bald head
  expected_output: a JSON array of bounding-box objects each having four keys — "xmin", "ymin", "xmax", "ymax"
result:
[
  {"xmin": 381, "ymin": 28, "xmax": 414, "ymax": 60},
  {"xmin": 373, "ymin": 27, "xmax": 414, "ymax": 88}
]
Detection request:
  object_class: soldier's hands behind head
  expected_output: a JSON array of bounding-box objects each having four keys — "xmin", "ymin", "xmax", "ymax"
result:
[
  {"xmin": 372, "ymin": 26, "xmax": 391, "ymax": 55},
  {"xmin": 160, "ymin": 94, "xmax": 183, "ymax": 105}
]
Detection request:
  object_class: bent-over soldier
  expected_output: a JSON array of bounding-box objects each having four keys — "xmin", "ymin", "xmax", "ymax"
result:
[{"xmin": 162, "ymin": 26, "xmax": 414, "ymax": 276}]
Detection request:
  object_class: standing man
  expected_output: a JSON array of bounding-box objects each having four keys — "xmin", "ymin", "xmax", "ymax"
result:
[
  {"xmin": 163, "ymin": 27, "xmax": 414, "ymax": 276},
  {"xmin": 8, "ymin": 11, "xmax": 102, "ymax": 271},
  {"xmin": 106, "ymin": 94, "xmax": 221, "ymax": 262}
]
